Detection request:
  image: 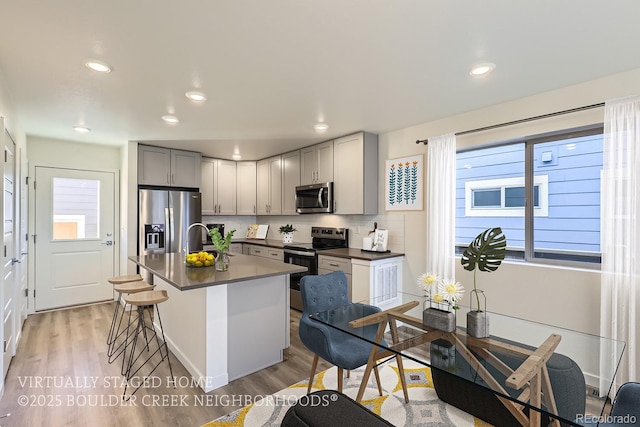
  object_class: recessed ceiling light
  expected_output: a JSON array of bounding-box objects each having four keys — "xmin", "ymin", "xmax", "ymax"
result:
[
  {"xmin": 185, "ymin": 91, "xmax": 207, "ymax": 102},
  {"xmin": 84, "ymin": 60, "xmax": 112, "ymax": 73},
  {"xmin": 231, "ymin": 154, "xmax": 242, "ymax": 161},
  {"xmin": 161, "ymin": 115, "xmax": 179, "ymax": 124},
  {"xmin": 73, "ymin": 126, "xmax": 91, "ymax": 133},
  {"xmin": 314, "ymin": 123, "xmax": 329, "ymax": 133},
  {"xmin": 470, "ymin": 62, "xmax": 495, "ymax": 76}
]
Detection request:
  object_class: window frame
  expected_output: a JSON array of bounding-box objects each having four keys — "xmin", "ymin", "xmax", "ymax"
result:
[
  {"xmin": 457, "ymin": 125, "xmax": 603, "ymax": 269},
  {"xmin": 465, "ymin": 176, "xmax": 548, "ymax": 217}
]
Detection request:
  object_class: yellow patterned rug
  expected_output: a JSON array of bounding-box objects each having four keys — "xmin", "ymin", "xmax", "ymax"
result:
[{"xmin": 202, "ymin": 359, "xmax": 491, "ymax": 427}]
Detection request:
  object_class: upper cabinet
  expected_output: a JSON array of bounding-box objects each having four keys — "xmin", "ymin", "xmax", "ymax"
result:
[
  {"xmin": 257, "ymin": 155, "xmax": 282, "ymax": 215},
  {"xmin": 281, "ymin": 150, "xmax": 300, "ymax": 215},
  {"xmin": 201, "ymin": 158, "xmax": 237, "ymax": 215},
  {"xmin": 333, "ymin": 132, "xmax": 378, "ymax": 215},
  {"xmin": 236, "ymin": 161, "xmax": 257, "ymax": 215},
  {"xmin": 138, "ymin": 145, "xmax": 201, "ymax": 188},
  {"xmin": 300, "ymin": 140, "xmax": 333, "ymax": 185}
]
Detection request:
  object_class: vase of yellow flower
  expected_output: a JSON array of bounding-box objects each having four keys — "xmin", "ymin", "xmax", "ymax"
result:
[{"xmin": 417, "ymin": 272, "xmax": 464, "ymax": 333}]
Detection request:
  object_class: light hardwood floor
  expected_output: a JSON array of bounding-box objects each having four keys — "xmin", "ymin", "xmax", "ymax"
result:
[{"xmin": 0, "ymin": 303, "xmax": 331, "ymax": 426}]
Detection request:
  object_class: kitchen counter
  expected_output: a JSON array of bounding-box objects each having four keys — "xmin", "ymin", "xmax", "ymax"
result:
[
  {"xmin": 318, "ymin": 247, "xmax": 405, "ymax": 261},
  {"xmin": 129, "ymin": 252, "xmax": 306, "ymax": 291},
  {"xmin": 127, "ymin": 252, "xmax": 304, "ymax": 393}
]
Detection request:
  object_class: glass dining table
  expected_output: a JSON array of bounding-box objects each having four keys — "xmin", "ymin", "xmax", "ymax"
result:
[{"xmin": 309, "ymin": 291, "xmax": 625, "ymax": 427}]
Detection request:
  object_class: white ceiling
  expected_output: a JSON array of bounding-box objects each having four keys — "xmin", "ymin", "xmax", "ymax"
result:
[{"xmin": 1, "ymin": 1, "xmax": 639, "ymax": 160}]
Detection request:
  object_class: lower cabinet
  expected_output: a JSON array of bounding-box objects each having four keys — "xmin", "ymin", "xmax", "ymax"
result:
[
  {"xmin": 351, "ymin": 256, "xmax": 404, "ymax": 308},
  {"xmin": 229, "ymin": 243, "xmax": 243, "ymax": 254},
  {"xmin": 246, "ymin": 245, "xmax": 284, "ymax": 261},
  {"xmin": 318, "ymin": 255, "xmax": 352, "ymax": 301}
]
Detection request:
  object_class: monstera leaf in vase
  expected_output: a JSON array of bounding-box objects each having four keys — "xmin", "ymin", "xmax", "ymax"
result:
[{"xmin": 460, "ymin": 227, "xmax": 506, "ymax": 338}]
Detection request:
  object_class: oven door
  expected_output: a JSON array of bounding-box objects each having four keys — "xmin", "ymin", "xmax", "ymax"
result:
[{"xmin": 284, "ymin": 249, "xmax": 318, "ymax": 311}]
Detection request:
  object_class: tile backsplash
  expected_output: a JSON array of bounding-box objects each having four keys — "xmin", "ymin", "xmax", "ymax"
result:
[{"xmin": 202, "ymin": 214, "xmax": 407, "ymax": 254}]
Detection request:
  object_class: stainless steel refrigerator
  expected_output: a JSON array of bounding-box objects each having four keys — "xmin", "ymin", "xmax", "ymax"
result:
[{"xmin": 138, "ymin": 189, "xmax": 203, "ymax": 256}]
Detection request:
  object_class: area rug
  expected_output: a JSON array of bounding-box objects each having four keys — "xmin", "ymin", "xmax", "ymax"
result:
[{"xmin": 202, "ymin": 359, "xmax": 491, "ymax": 427}]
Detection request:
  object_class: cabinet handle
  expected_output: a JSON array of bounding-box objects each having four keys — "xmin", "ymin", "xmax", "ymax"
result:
[
  {"xmin": 171, "ymin": 173, "xmax": 175, "ymax": 184},
  {"xmin": 255, "ymin": 249, "xmax": 261, "ymax": 253},
  {"xmin": 329, "ymin": 262, "xmax": 340, "ymax": 267},
  {"xmin": 253, "ymin": 205, "xmax": 256, "ymax": 214},
  {"xmin": 333, "ymin": 200, "xmax": 337, "ymax": 212},
  {"xmin": 218, "ymin": 204, "xmax": 221, "ymax": 213},
  {"xmin": 271, "ymin": 252, "xmax": 278, "ymax": 256},
  {"xmin": 167, "ymin": 173, "xmax": 170, "ymax": 184}
]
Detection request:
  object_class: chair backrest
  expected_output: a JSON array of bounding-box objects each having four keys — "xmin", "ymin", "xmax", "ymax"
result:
[
  {"xmin": 300, "ymin": 271, "xmax": 350, "ymax": 314},
  {"xmin": 611, "ymin": 382, "xmax": 640, "ymax": 418}
]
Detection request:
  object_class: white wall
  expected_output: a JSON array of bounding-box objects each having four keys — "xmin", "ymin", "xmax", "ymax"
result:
[{"xmin": 379, "ymin": 68, "xmax": 640, "ymax": 337}]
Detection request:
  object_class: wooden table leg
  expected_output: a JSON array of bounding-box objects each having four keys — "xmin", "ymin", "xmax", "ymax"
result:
[
  {"xmin": 389, "ymin": 318, "xmax": 409, "ymax": 403},
  {"xmin": 356, "ymin": 319, "xmax": 387, "ymax": 402}
]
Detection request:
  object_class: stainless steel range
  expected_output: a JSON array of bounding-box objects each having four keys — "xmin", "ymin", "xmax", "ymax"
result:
[{"xmin": 285, "ymin": 227, "xmax": 349, "ymax": 311}]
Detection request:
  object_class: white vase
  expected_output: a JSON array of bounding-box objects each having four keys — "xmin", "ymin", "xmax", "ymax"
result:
[{"xmin": 282, "ymin": 232, "xmax": 293, "ymax": 243}]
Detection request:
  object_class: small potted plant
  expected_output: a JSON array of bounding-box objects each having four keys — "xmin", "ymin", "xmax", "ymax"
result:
[
  {"xmin": 278, "ymin": 224, "xmax": 297, "ymax": 244},
  {"xmin": 460, "ymin": 227, "xmax": 506, "ymax": 338},
  {"xmin": 209, "ymin": 227, "xmax": 236, "ymax": 271},
  {"xmin": 278, "ymin": 224, "xmax": 298, "ymax": 243}
]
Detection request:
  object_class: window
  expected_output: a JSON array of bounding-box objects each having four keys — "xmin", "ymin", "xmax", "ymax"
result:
[
  {"xmin": 465, "ymin": 176, "xmax": 547, "ymax": 216},
  {"xmin": 52, "ymin": 177, "xmax": 100, "ymax": 240},
  {"xmin": 456, "ymin": 127, "xmax": 603, "ymax": 265}
]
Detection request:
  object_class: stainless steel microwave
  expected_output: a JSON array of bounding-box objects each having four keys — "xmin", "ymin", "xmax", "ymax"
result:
[{"xmin": 295, "ymin": 182, "xmax": 334, "ymax": 214}]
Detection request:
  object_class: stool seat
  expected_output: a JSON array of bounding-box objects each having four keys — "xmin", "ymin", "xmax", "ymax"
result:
[
  {"xmin": 114, "ymin": 281, "xmax": 155, "ymax": 294},
  {"xmin": 108, "ymin": 274, "xmax": 143, "ymax": 285},
  {"xmin": 125, "ymin": 290, "xmax": 169, "ymax": 306}
]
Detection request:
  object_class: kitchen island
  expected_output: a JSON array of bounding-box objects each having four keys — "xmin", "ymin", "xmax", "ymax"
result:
[{"xmin": 128, "ymin": 252, "xmax": 306, "ymax": 392}]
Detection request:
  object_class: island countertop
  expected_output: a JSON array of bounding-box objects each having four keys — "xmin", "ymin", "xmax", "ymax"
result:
[{"xmin": 129, "ymin": 252, "xmax": 307, "ymax": 291}]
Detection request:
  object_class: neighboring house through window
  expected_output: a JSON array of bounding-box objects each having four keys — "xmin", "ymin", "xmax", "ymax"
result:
[{"xmin": 456, "ymin": 127, "xmax": 603, "ymax": 266}]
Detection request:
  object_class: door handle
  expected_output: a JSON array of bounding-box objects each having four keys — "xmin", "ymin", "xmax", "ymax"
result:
[
  {"xmin": 102, "ymin": 241, "xmax": 113, "ymax": 246},
  {"xmin": 11, "ymin": 258, "xmax": 21, "ymax": 265}
]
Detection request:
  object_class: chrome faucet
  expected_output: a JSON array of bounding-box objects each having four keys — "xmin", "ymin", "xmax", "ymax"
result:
[{"xmin": 185, "ymin": 222, "xmax": 210, "ymax": 254}]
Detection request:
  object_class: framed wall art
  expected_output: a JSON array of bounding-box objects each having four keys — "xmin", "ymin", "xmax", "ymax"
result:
[{"xmin": 385, "ymin": 154, "xmax": 423, "ymax": 211}]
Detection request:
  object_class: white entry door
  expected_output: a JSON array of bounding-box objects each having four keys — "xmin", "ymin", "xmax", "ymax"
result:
[{"xmin": 34, "ymin": 167, "xmax": 116, "ymax": 311}]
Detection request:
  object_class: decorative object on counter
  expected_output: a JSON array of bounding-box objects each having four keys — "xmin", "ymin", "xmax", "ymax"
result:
[
  {"xmin": 460, "ymin": 227, "xmax": 507, "ymax": 338},
  {"xmin": 361, "ymin": 222, "xmax": 390, "ymax": 252},
  {"xmin": 246, "ymin": 224, "xmax": 269, "ymax": 239},
  {"xmin": 385, "ymin": 154, "xmax": 423, "ymax": 211},
  {"xmin": 185, "ymin": 251, "xmax": 215, "ymax": 268},
  {"xmin": 417, "ymin": 272, "xmax": 464, "ymax": 332},
  {"xmin": 209, "ymin": 227, "xmax": 236, "ymax": 271},
  {"xmin": 278, "ymin": 224, "xmax": 297, "ymax": 244}
]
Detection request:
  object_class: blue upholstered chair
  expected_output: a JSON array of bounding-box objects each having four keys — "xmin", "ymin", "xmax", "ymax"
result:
[
  {"xmin": 299, "ymin": 271, "xmax": 385, "ymax": 394},
  {"xmin": 580, "ymin": 382, "xmax": 640, "ymax": 426}
]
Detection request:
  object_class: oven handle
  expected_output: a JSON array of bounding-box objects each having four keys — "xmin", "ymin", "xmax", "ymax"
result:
[{"xmin": 284, "ymin": 249, "xmax": 317, "ymax": 257}]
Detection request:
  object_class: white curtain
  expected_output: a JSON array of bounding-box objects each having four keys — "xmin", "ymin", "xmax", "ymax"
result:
[
  {"xmin": 600, "ymin": 95, "xmax": 640, "ymax": 395},
  {"xmin": 425, "ymin": 133, "xmax": 457, "ymax": 280}
]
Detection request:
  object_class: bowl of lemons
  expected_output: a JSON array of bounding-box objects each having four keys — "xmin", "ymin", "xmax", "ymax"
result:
[{"xmin": 185, "ymin": 251, "xmax": 215, "ymax": 268}]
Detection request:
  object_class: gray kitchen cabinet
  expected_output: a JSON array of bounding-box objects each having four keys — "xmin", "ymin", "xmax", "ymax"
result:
[
  {"xmin": 247, "ymin": 244, "xmax": 284, "ymax": 261},
  {"xmin": 257, "ymin": 155, "xmax": 282, "ymax": 215},
  {"xmin": 236, "ymin": 161, "xmax": 257, "ymax": 215},
  {"xmin": 281, "ymin": 150, "xmax": 300, "ymax": 215},
  {"xmin": 201, "ymin": 157, "xmax": 237, "ymax": 215},
  {"xmin": 138, "ymin": 145, "xmax": 201, "ymax": 188},
  {"xmin": 333, "ymin": 132, "xmax": 378, "ymax": 214},
  {"xmin": 318, "ymin": 254, "xmax": 352, "ymax": 300},
  {"xmin": 300, "ymin": 140, "xmax": 333, "ymax": 185}
]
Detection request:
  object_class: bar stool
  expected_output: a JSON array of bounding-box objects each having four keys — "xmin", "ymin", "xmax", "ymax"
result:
[
  {"xmin": 122, "ymin": 290, "xmax": 174, "ymax": 400},
  {"xmin": 107, "ymin": 280, "xmax": 155, "ymax": 367},
  {"xmin": 106, "ymin": 274, "xmax": 143, "ymax": 348}
]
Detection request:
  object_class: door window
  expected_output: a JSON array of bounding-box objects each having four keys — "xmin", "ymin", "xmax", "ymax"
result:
[{"xmin": 52, "ymin": 177, "xmax": 100, "ymax": 240}]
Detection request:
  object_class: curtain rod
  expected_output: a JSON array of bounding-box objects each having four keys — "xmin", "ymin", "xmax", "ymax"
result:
[{"xmin": 415, "ymin": 102, "xmax": 605, "ymax": 145}]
